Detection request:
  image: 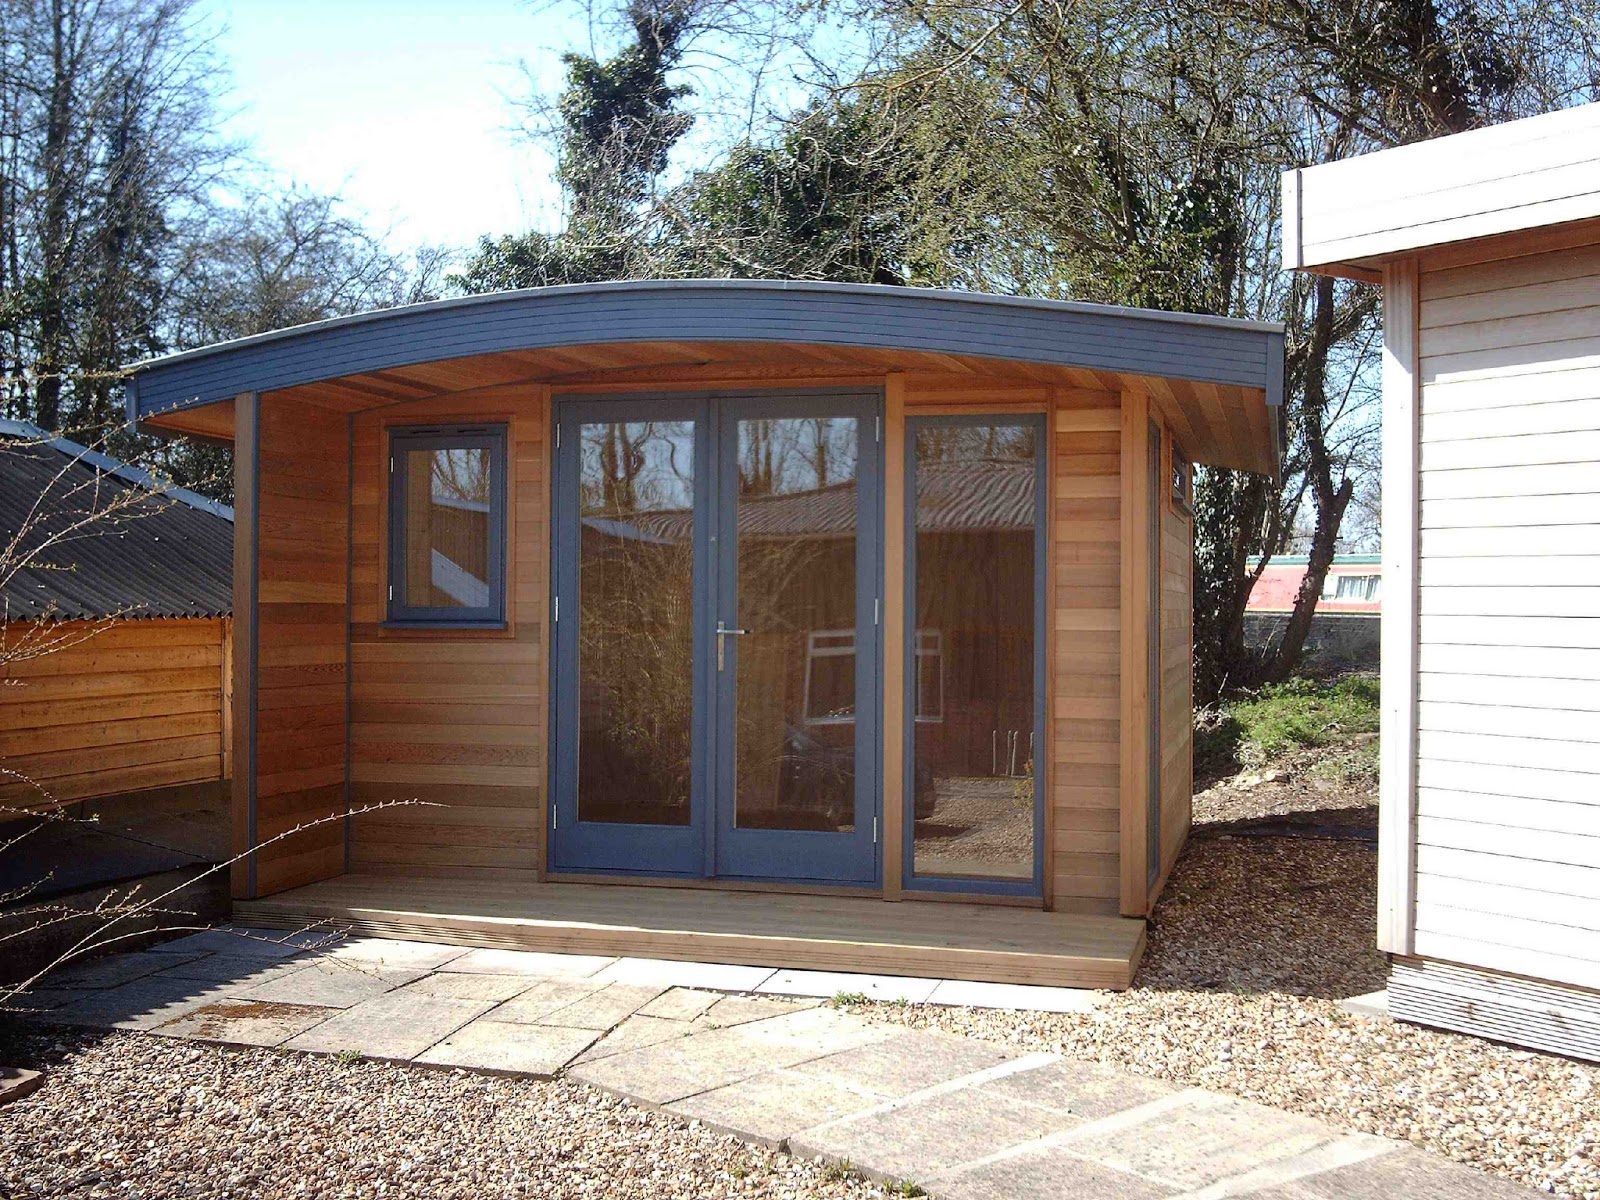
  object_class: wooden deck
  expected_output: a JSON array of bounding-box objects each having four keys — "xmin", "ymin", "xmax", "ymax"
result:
[{"xmin": 234, "ymin": 873, "xmax": 1148, "ymax": 990}]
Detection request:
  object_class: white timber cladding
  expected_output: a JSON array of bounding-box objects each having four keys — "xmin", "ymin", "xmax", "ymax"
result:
[
  {"xmin": 1283, "ymin": 101, "xmax": 1600, "ymax": 271},
  {"xmin": 1410, "ymin": 238, "xmax": 1600, "ymax": 993}
]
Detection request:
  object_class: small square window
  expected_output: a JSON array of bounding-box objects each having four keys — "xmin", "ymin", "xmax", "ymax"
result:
[
  {"xmin": 388, "ymin": 425, "xmax": 507, "ymax": 625},
  {"xmin": 1170, "ymin": 442, "xmax": 1193, "ymax": 514}
]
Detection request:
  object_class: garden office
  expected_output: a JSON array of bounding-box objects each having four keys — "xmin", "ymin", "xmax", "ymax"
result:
[{"xmin": 127, "ymin": 280, "xmax": 1283, "ymax": 988}]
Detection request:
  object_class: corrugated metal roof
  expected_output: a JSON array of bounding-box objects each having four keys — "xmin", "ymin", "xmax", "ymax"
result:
[{"xmin": 1, "ymin": 422, "xmax": 233, "ymax": 621}]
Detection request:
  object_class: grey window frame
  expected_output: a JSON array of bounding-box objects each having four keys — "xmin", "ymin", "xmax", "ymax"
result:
[{"xmin": 387, "ymin": 423, "xmax": 508, "ymax": 627}]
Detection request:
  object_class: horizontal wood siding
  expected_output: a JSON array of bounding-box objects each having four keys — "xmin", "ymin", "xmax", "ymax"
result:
[
  {"xmin": 347, "ymin": 388, "xmax": 545, "ymax": 877},
  {"xmin": 0, "ymin": 618, "xmax": 228, "ymax": 813},
  {"xmin": 253, "ymin": 393, "xmax": 349, "ymax": 895},
  {"xmin": 1051, "ymin": 391, "xmax": 1123, "ymax": 914},
  {"xmin": 1411, "ymin": 238, "xmax": 1600, "ymax": 991},
  {"xmin": 1288, "ymin": 103, "xmax": 1600, "ymax": 269},
  {"xmin": 1159, "ymin": 482, "xmax": 1194, "ymax": 883}
]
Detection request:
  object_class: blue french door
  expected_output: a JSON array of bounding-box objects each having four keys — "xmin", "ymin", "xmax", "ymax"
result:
[{"xmin": 550, "ymin": 390, "xmax": 881, "ymax": 886}]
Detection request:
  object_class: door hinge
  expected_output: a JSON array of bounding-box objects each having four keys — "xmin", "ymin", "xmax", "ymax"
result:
[
  {"xmin": 873, "ymin": 816, "xmax": 879, "ymax": 844},
  {"xmin": 875, "ymin": 414, "xmax": 881, "ymax": 443},
  {"xmin": 387, "ymin": 584, "xmax": 393, "ymax": 601},
  {"xmin": 388, "ymin": 455, "xmax": 394, "ymax": 474},
  {"xmin": 555, "ymin": 424, "xmax": 561, "ymax": 449},
  {"xmin": 553, "ymin": 596, "xmax": 559, "ymax": 623},
  {"xmin": 874, "ymin": 597, "xmax": 880, "ymax": 626},
  {"xmin": 552, "ymin": 805, "xmax": 557, "ymax": 829}
]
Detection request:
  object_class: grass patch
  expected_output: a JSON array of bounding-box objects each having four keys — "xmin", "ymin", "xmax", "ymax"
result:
[{"xmin": 1197, "ymin": 674, "xmax": 1380, "ymax": 776}]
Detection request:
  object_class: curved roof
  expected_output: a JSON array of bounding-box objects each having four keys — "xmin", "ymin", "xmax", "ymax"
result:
[{"xmin": 126, "ymin": 280, "xmax": 1286, "ymax": 423}]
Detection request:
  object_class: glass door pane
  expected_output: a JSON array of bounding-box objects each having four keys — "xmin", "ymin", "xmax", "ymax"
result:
[
  {"xmin": 714, "ymin": 394, "xmax": 880, "ymax": 885},
  {"xmin": 729, "ymin": 415, "xmax": 861, "ymax": 834},
  {"xmin": 909, "ymin": 419, "xmax": 1042, "ymax": 888},
  {"xmin": 576, "ymin": 419, "xmax": 697, "ymax": 826},
  {"xmin": 550, "ymin": 399, "xmax": 707, "ymax": 879}
]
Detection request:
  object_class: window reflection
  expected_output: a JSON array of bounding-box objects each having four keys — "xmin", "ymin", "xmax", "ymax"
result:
[
  {"xmin": 576, "ymin": 421, "xmax": 696, "ymax": 826},
  {"xmin": 403, "ymin": 446, "xmax": 492, "ymax": 610},
  {"xmin": 911, "ymin": 422, "xmax": 1038, "ymax": 882},
  {"xmin": 733, "ymin": 417, "xmax": 859, "ymax": 833}
]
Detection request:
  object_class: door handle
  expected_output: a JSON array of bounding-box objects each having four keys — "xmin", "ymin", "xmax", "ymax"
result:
[{"xmin": 716, "ymin": 623, "xmax": 748, "ymax": 670}]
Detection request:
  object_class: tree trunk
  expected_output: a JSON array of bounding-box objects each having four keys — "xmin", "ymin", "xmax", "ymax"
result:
[{"xmin": 1256, "ymin": 272, "xmax": 1353, "ymax": 684}]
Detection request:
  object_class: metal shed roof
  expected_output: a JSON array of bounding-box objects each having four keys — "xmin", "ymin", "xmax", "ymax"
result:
[
  {"xmin": 1, "ymin": 420, "xmax": 233, "ymax": 621},
  {"xmin": 124, "ymin": 280, "xmax": 1286, "ymax": 437}
]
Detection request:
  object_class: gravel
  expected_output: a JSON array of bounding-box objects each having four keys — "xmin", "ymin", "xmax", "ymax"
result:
[
  {"xmin": 0, "ymin": 1026, "xmax": 883, "ymax": 1200},
  {"xmin": 845, "ymin": 830, "xmax": 1600, "ymax": 1199}
]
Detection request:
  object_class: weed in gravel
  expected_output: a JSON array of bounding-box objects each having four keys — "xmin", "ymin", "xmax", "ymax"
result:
[
  {"xmin": 821, "ymin": 1158, "xmax": 855, "ymax": 1181},
  {"xmin": 831, "ymin": 991, "xmax": 871, "ymax": 1008},
  {"xmin": 333, "ymin": 1048, "xmax": 364, "ymax": 1065}
]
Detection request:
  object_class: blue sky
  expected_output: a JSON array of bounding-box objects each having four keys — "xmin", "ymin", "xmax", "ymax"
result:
[
  {"xmin": 199, "ymin": 0, "xmax": 846, "ymax": 254},
  {"xmin": 201, "ymin": 0, "xmax": 585, "ymax": 250}
]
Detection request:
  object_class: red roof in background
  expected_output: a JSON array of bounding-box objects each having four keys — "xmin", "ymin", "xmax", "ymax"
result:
[{"xmin": 1247, "ymin": 557, "xmax": 1381, "ymax": 614}]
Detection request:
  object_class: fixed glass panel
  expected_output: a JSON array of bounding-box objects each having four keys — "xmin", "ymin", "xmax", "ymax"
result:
[
  {"xmin": 389, "ymin": 428, "xmax": 505, "ymax": 624},
  {"xmin": 576, "ymin": 420, "xmax": 696, "ymax": 826},
  {"xmin": 403, "ymin": 446, "xmax": 493, "ymax": 609},
  {"xmin": 911, "ymin": 421, "xmax": 1038, "ymax": 881},
  {"xmin": 732, "ymin": 416, "xmax": 859, "ymax": 832}
]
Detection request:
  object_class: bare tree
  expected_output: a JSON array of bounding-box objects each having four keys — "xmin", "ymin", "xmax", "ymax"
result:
[{"xmin": 0, "ymin": 0, "xmax": 231, "ymax": 433}]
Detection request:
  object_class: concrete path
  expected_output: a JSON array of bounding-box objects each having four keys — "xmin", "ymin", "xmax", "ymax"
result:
[{"xmin": 10, "ymin": 929, "xmax": 1533, "ymax": 1199}]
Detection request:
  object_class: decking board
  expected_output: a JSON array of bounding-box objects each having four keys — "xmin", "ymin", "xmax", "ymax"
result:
[{"xmin": 235, "ymin": 871, "xmax": 1147, "ymax": 990}]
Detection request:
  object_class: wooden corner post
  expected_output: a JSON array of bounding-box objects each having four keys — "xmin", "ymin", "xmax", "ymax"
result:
[
  {"xmin": 1118, "ymin": 387, "xmax": 1152, "ymax": 917},
  {"xmin": 231, "ymin": 391, "xmax": 260, "ymax": 900},
  {"xmin": 1378, "ymin": 258, "xmax": 1420, "ymax": 955},
  {"xmin": 882, "ymin": 373, "xmax": 907, "ymax": 900}
]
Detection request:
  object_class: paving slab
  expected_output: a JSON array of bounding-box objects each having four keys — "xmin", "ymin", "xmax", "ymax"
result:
[
  {"xmin": 46, "ymin": 977, "xmax": 239, "ymax": 1031},
  {"xmin": 441, "ymin": 949, "xmax": 616, "ymax": 977},
  {"xmin": 233, "ymin": 960, "xmax": 424, "ymax": 1009},
  {"xmin": 1244, "ymin": 1144, "xmax": 1538, "ymax": 1199},
  {"xmin": 572, "ymin": 1015, "xmax": 698, "ymax": 1064},
  {"xmin": 976, "ymin": 1058, "xmax": 1178, "ymax": 1122},
  {"xmin": 151, "ymin": 1000, "xmax": 335, "ymax": 1048},
  {"xmin": 791, "ymin": 1029, "xmax": 1021, "ymax": 1100},
  {"xmin": 3, "ymin": 987, "xmax": 87, "ymax": 1012},
  {"xmin": 757, "ymin": 969, "xmax": 940, "ymax": 1004},
  {"xmin": 538, "ymin": 982, "xmax": 665, "ymax": 1030},
  {"xmin": 398, "ymin": 972, "xmax": 538, "ymax": 1002},
  {"xmin": 1339, "ymin": 989, "xmax": 1390, "ymax": 1020},
  {"xmin": 636, "ymin": 987, "xmax": 723, "ymax": 1021},
  {"xmin": 493, "ymin": 978, "xmax": 609, "ymax": 1024},
  {"xmin": 150, "ymin": 954, "xmax": 309, "ymax": 992},
  {"xmin": 792, "ymin": 1083, "xmax": 1071, "ymax": 1183},
  {"xmin": 1055, "ymin": 1089, "xmax": 1338, "ymax": 1192},
  {"xmin": 0, "ymin": 1067, "xmax": 44, "ymax": 1107},
  {"xmin": 572, "ymin": 1008, "xmax": 891, "ymax": 1105},
  {"xmin": 319, "ymin": 937, "xmax": 470, "ymax": 971},
  {"xmin": 933, "ymin": 1142, "xmax": 1175, "ymax": 1200},
  {"xmin": 590, "ymin": 956, "xmax": 775, "ymax": 992},
  {"xmin": 668, "ymin": 1067, "xmax": 888, "ymax": 1148},
  {"xmin": 925, "ymin": 978, "xmax": 1104, "ymax": 1014},
  {"xmin": 700, "ymin": 994, "xmax": 818, "ymax": 1027},
  {"xmin": 415, "ymin": 1018, "xmax": 600, "ymax": 1077},
  {"xmin": 283, "ymin": 991, "xmax": 495, "ymax": 1062},
  {"xmin": 49, "ymin": 950, "xmax": 207, "ymax": 989},
  {"xmin": 149, "ymin": 929, "xmax": 330, "ymax": 960}
]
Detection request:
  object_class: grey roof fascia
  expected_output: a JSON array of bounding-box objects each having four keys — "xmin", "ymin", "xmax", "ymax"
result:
[{"xmin": 124, "ymin": 280, "xmax": 1288, "ymax": 423}]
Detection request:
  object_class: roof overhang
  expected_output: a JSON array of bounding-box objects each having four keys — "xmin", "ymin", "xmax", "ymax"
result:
[
  {"xmin": 1283, "ymin": 101, "xmax": 1600, "ymax": 280},
  {"xmin": 126, "ymin": 279, "xmax": 1285, "ymax": 474}
]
